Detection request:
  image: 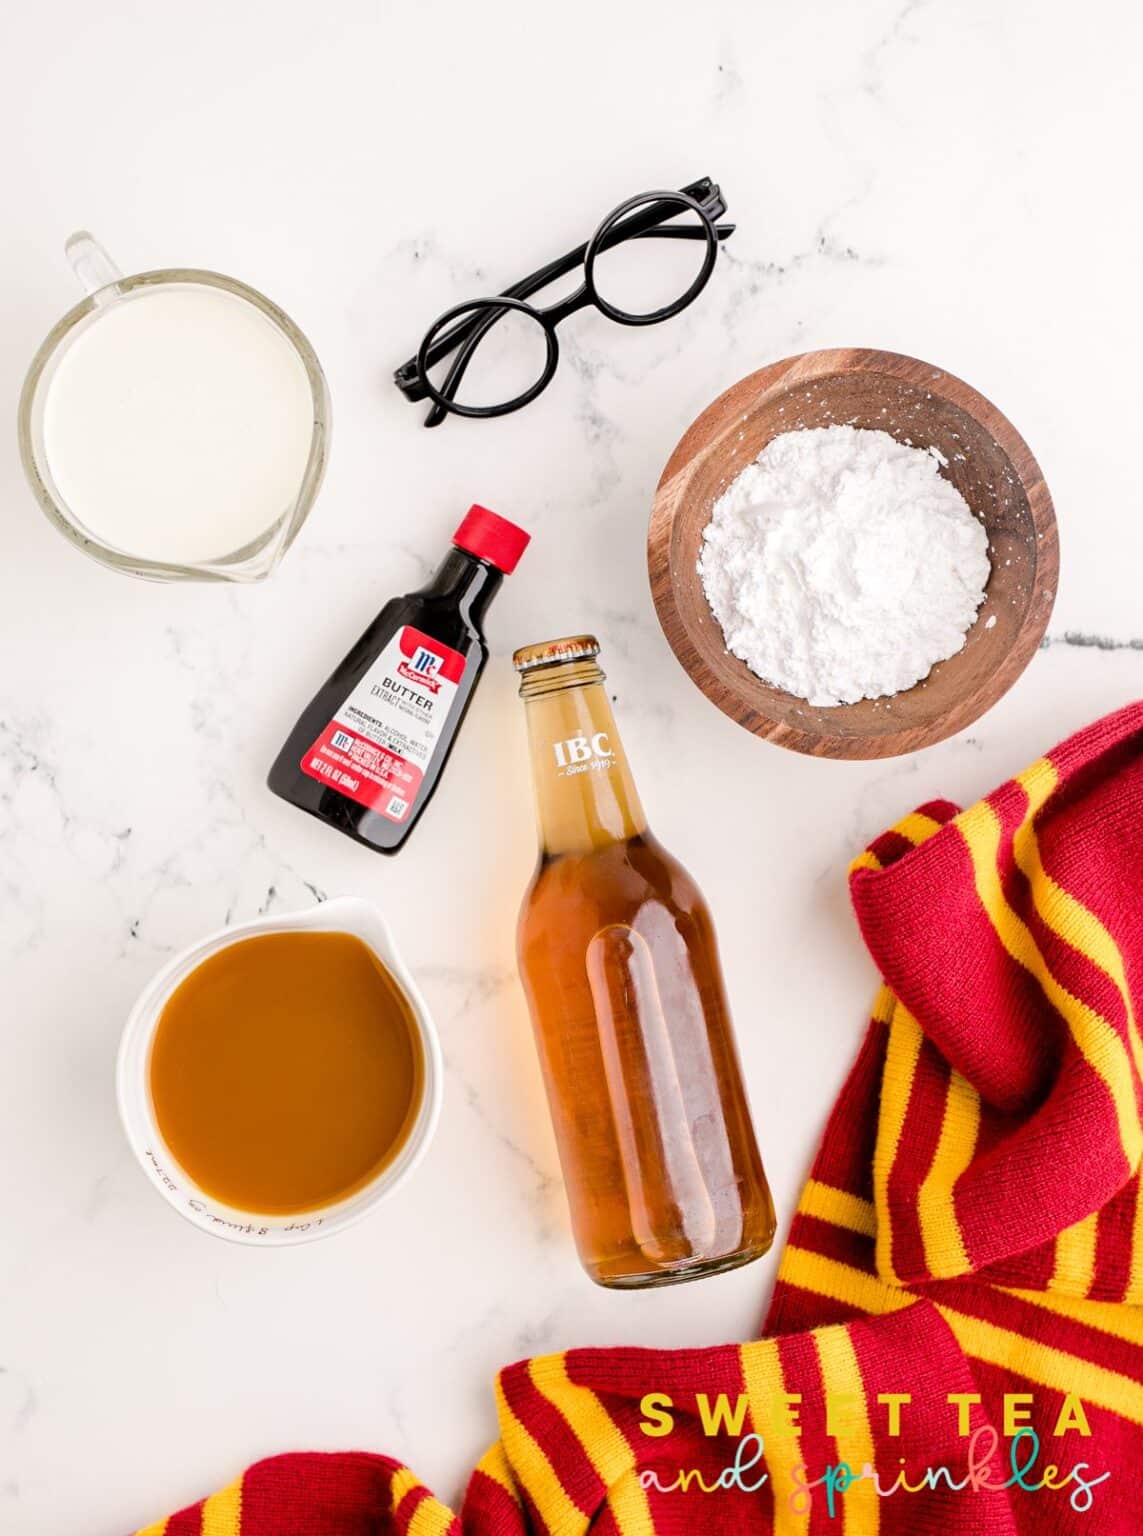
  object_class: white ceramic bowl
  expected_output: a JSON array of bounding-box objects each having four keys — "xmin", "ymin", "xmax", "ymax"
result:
[{"xmin": 116, "ymin": 896, "xmax": 442, "ymax": 1246}]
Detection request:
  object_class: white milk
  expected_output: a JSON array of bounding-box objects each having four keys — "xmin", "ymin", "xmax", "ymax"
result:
[{"xmin": 41, "ymin": 285, "xmax": 316, "ymax": 565}]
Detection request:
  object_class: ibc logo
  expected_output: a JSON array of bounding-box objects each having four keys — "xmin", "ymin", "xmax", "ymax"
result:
[{"xmin": 552, "ymin": 732, "xmax": 613, "ymax": 769}]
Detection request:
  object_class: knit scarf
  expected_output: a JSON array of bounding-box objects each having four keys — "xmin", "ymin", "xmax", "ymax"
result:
[{"xmin": 132, "ymin": 702, "xmax": 1143, "ymax": 1535}]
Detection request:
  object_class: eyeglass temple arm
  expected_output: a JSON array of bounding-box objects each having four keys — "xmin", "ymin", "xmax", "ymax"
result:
[{"xmin": 396, "ymin": 190, "xmax": 731, "ymax": 394}]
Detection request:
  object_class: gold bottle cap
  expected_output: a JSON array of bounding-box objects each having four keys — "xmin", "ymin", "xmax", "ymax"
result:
[{"xmin": 512, "ymin": 635, "xmax": 601, "ymax": 673}]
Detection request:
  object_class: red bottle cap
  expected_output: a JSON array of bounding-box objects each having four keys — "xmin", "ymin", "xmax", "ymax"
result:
[{"xmin": 452, "ymin": 504, "xmax": 530, "ymax": 574}]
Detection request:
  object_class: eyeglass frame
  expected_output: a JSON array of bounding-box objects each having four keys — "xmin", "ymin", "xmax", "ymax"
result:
[{"xmin": 393, "ymin": 177, "xmax": 735, "ymax": 427}]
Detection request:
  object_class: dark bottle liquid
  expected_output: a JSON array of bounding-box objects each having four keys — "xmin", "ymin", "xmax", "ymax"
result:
[{"xmin": 268, "ymin": 505, "xmax": 529, "ymax": 854}]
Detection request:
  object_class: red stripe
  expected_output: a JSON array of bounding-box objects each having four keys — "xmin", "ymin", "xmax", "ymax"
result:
[
  {"xmin": 882, "ymin": 1038, "xmax": 949, "ymax": 1283},
  {"xmin": 786, "ymin": 1213, "xmax": 877, "ymax": 1273},
  {"xmin": 915, "ymin": 798, "xmax": 960, "ymax": 827},
  {"xmin": 1045, "ymin": 705, "xmax": 1143, "ymax": 805},
  {"xmin": 164, "ymin": 1507, "xmax": 202, "ymax": 1536},
  {"xmin": 980, "ymin": 1234, "xmax": 1057, "ymax": 1292},
  {"xmin": 460, "ymin": 1466, "xmax": 525, "ymax": 1534},
  {"xmin": 236, "ymin": 1453, "xmax": 403, "ymax": 1535},
  {"xmin": 805, "ymin": 1020, "xmax": 885, "ymax": 1203},
  {"xmin": 965, "ymin": 1105, "xmax": 1056, "ymax": 1288},
  {"xmin": 1094, "ymin": 1174, "xmax": 1139, "ymax": 1302},
  {"xmin": 867, "ymin": 828, "xmax": 917, "ymax": 868},
  {"xmin": 564, "ymin": 1342, "xmax": 744, "ymax": 1402}
]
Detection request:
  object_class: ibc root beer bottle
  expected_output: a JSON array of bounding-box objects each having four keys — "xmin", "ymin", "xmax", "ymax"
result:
[
  {"xmin": 269, "ymin": 505, "xmax": 528, "ymax": 853},
  {"xmin": 514, "ymin": 635, "xmax": 775, "ymax": 1287}
]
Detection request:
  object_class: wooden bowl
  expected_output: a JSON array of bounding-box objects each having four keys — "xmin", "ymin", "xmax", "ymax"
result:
[{"xmin": 648, "ymin": 348, "xmax": 1058, "ymax": 759}]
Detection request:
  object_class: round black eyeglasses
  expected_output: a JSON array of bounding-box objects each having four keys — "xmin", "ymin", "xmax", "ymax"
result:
[{"xmin": 393, "ymin": 177, "xmax": 734, "ymax": 427}]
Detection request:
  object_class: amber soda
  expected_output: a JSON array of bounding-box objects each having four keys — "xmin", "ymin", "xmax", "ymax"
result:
[{"xmin": 514, "ymin": 635, "xmax": 775, "ymax": 1288}]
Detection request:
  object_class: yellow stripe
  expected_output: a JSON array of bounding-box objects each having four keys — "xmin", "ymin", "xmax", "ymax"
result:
[
  {"xmin": 473, "ymin": 1442, "xmax": 520, "ymax": 1500},
  {"xmin": 917, "ymin": 1069, "xmax": 980, "ymax": 1278},
  {"xmin": 777, "ymin": 1245, "xmax": 915, "ymax": 1318},
  {"xmin": 799, "ymin": 1180, "xmax": 877, "ymax": 1238},
  {"xmin": 871, "ymin": 985, "xmax": 896, "ymax": 1027},
  {"xmin": 849, "ymin": 849, "xmax": 882, "ymax": 874},
  {"xmin": 956, "ymin": 790, "xmax": 1143, "ymax": 1179},
  {"xmin": 407, "ymin": 1500, "xmax": 458, "ymax": 1536},
  {"xmin": 200, "ymin": 1477, "xmax": 242, "ymax": 1536},
  {"xmin": 1002, "ymin": 1285, "xmax": 1143, "ymax": 1346},
  {"xmin": 390, "ymin": 1466, "xmax": 421, "ymax": 1510},
  {"xmin": 813, "ymin": 1327, "xmax": 878, "ymax": 1534},
  {"xmin": 528, "ymin": 1355, "xmax": 654, "ymax": 1536},
  {"xmin": 494, "ymin": 1373, "xmax": 583, "ymax": 1535},
  {"xmin": 739, "ymin": 1339, "xmax": 807, "ymax": 1536},
  {"xmin": 134, "ymin": 1521, "xmax": 169, "ymax": 1536},
  {"xmin": 937, "ymin": 1304, "xmax": 1143, "ymax": 1428},
  {"xmin": 1049, "ymin": 1210, "xmax": 1100, "ymax": 1297},
  {"xmin": 872, "ymin": 1002, "xmax": 923, "ymax": 1284},
  {"xmin": 892, "ymin": 811, "xmax": 945, "ymax": 847}
]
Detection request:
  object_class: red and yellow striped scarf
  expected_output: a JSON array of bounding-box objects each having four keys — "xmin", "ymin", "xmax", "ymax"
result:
[{"xmin": 133, "ymin": 703, "xmax": 1143, "ymax": 1535}]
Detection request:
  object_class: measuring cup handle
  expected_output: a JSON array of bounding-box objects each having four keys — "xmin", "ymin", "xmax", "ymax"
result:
[{"xmin": 64, "ymin": 231, "xmax": 122, "ymax": 297}]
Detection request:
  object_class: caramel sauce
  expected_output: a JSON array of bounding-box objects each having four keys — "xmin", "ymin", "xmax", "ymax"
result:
[{"xmin": 149, "ymin": 931, "xmax": 423, "ymax": 1214}]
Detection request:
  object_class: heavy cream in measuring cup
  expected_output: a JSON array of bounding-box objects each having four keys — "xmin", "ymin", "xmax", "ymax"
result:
[{"xmin": 41, "ymin": 285, "xmax": 315, "ymax": 565}]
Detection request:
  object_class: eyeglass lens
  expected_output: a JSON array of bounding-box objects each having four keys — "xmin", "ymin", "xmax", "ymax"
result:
[
  {"xmin": 586, "ymin": 193, "xmax": 718, "ymax": 325},
  {"xmin": 418, "ymin": 299, "xmax": 557, "ymax": 418}
]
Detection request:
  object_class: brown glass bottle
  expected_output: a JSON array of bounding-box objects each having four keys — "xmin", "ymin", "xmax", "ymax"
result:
[{"xmin": 514, "ymin": 636, "xmax": 775, "ymax": 1288}]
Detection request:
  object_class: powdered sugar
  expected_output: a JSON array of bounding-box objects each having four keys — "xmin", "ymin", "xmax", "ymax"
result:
[{"xmin": 698, "ymin": 426, "xmax": 991, "ymax": 707}]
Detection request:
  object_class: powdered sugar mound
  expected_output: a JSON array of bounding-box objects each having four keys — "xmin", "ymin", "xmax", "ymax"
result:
[{"xmin": 698, "ymin": 425, "xmax": 991, "ymax": 707}]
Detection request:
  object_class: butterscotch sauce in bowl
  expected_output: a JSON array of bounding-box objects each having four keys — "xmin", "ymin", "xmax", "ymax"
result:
[{"xmin": 116, "ymin": 898, "xmax": 441, "ymax": 1244}]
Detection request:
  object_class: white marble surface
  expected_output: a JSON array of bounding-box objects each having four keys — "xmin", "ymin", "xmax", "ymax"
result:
[{"xmin": 2, "ymin": 2, "xmax": 1142, "ymax": 1530}]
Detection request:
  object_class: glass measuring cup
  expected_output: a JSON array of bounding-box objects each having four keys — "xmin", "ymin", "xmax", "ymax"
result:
[{"xmin": 17, "ymin": 233, "xmax": 330, "ymax": 582}]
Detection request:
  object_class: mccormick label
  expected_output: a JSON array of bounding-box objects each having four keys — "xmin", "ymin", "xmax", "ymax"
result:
[{"xmin": 301, "ymin": 625, "xmax": 465, "ymax": 822}]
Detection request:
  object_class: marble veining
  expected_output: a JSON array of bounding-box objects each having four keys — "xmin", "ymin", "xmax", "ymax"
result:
[{"xmin": 1045, "ymin": 631, "xmax": 1143, "ymax": 652}]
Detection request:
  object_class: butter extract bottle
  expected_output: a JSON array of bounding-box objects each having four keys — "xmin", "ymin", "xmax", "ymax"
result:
[
  {"xmin": 514, "ymin": 635, "xmax": 775, "ymax": 1287},
  {"xmin": 269, "ymin": 505, "xmax": 529, "ymax": 853}
]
